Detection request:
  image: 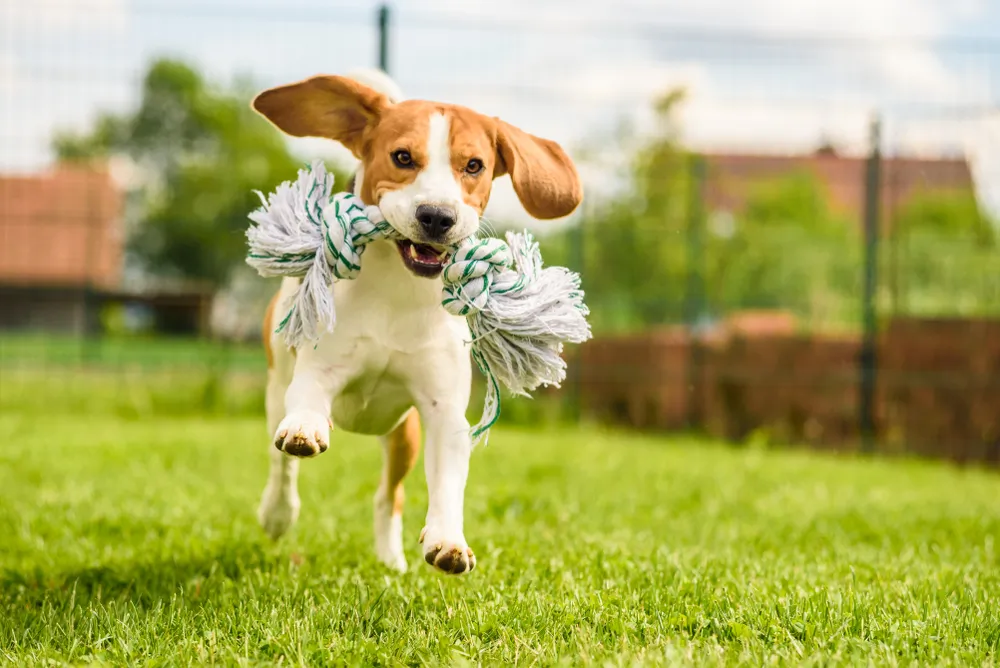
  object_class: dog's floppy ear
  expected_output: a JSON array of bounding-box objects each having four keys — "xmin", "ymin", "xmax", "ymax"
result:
[
  {"xmin": 493, "ymin": 120, "xmax": 582, "ymax": 220},
  {"xmin": 252, "ymin": 75, "xmax": 388, "ymax": 157}
]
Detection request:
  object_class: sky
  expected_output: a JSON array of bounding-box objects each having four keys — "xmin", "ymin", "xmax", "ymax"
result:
[{"xmin": 2, "ymin": 0, "xmax": 999, "ymax": 221}]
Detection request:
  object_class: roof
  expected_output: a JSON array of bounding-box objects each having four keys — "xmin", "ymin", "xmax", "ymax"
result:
[
  {"xmin": 702, "ymin": 151, "xmax": 975, "ymax": 227},
  {"xmin": 0, "ymin": 164, "xmax": 123, "ymax": 288}
]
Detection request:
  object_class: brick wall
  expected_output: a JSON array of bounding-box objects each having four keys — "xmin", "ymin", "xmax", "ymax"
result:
[{"xmin": 577, "ymin": 316, "xmax": 1000, "ymax": 465}]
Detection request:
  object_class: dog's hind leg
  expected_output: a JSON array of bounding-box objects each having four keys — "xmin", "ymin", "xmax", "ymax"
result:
[
  {"xmin": 374, "ymin": 409, "xmax": 422, "ymax": 572},
  {"xmin": 258, "ymin": 287, "xmax": 302, "ymax": 540}
]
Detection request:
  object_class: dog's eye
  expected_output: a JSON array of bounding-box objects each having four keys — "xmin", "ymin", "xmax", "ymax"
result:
[
  {"xmin": 465, "ymin": 158, "xmax": 484, "ymax": 175},
  {"xmin": 391, "ymin": 150, "xmax": 413, "ymax": 168}
]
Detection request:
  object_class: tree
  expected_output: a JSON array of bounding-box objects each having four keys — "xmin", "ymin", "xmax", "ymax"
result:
[
  {"xmin": 893, "ymin": 190, "xmax": 995, "ymax": 245},
  {"xmin": 55, "ymin": 59, "xmax": 333, "ymax": 288},
  {"xmin": 705, "ymin": 172, "xmax": 858, "ymax": 328},
  {"xmin": 540, "ymin": 89, "xmax": 693, "ymax": 333},
  {"xmin": 540, "ymin": 89, "xmax": 863, "ymax": 333},
  {"xmin": 889, "ymin": 191, "xmax": 998, "ymax": 316}
]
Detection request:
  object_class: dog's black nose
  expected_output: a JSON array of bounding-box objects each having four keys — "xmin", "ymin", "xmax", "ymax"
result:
[{"xmin": 415, "ymin": 205, "xmax": 456, "ymax": 238}]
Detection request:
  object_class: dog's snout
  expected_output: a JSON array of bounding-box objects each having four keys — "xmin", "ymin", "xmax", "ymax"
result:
[{"xmin": 415, "ymin": 205, "xmax": 456, "ymax": 238}]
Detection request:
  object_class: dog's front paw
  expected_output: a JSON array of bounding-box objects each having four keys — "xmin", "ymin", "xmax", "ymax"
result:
[
  {"xmin": 419, "ymin": 527, "xmax": 476, "ymax": 575},
  {"xmin": 274, "ymin": 410, "xmax": 330, "ymax": 458}
]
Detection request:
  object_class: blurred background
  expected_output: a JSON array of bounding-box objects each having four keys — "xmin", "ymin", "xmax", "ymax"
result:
[{"xmin": 2, "ymin": 0, "xmax": 998, "ymax": 464}]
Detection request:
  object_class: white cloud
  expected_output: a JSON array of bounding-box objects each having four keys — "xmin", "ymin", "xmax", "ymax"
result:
[
  {"xmin": 394, "ymin": 0, "xmax": 997, "ymax": 222},
  {"xmin": 565, "ymin": 61, "xmax": 709, "ymax": 105},
  {"xmin": 2, "ymin": 0, "xmax": 996, "ymax": 218}
]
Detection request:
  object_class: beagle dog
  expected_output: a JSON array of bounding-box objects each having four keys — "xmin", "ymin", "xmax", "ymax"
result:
[{"xmin": 252, "ymin": 71, "xmax": 582, "ymax": 575}]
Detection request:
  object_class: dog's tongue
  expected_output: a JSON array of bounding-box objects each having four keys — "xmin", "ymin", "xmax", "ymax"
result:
[{"xmin": 412, "ymin": 243, "xmax": 441, "ymax": 263}]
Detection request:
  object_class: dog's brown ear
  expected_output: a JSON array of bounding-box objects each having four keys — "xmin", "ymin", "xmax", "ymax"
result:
[
  {"xmin": 493, "ymin": 120, "xmax": 582, "ymax": 220},
  {"xmin": 252, "ymin": 75, "xmax": 388, "ymax": 157}
]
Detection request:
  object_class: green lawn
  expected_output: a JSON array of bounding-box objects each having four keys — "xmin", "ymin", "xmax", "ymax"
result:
[
  {"xmin": 0, "ymin": 333, "xmax": 264, "ymax": 371},
  {"xmin": 1, "ymin": 414, "xmax": 998, "ymax": 666}
]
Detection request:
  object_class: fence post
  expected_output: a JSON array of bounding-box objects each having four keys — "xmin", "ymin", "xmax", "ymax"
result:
[
  {"xmin": 377, "ymin": 5, "xmax": 390, "ymax": 73},
  {"xmin": 566, "ymin": 203, "xmax": 586, "ymax": 425},
  {"xmin": 684, "ymin": 154, "xmax": 707, "ymax": 430},
  {"xmin": 81, "ymin": 167, "xmax": 102, "ymax": 363},
  {"xmin": 859, "ymin": 116, "xmax": 882, "ymax": 453}
]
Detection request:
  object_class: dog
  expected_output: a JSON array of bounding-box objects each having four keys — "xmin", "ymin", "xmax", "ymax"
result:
[{"xmin": 251, "ymin": 70, "xmax": 582, "ymax": 575}]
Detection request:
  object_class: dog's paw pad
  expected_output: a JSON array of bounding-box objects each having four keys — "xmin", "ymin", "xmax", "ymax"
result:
[
  {"xmin": 421, "ymin": 530, "xmax": 476, "ymax": 575},
  {"xmin": 274, "ymin": 411, "xmax": 330, "ymax": 458}
]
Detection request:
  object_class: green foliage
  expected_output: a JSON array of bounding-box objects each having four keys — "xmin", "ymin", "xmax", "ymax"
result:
[
  {"xmin": 541, "ymin": 90, "xmax": 692, "ymax": 334},
  {"xmin": 55, "ymin": 59, "xmax": 334, "ymax": 288},
  {"xmin": 705, "ymin": 172, "xmax": 861, "ymax": 328},
  {"xmin": 544, "ymin": 91, "xmax": 998, "ymax": 334},
  {"xmin": 888, "ymin": 191, "xmax": 999, "ymax": 316},
  {"xmin": 543, "ymin": 90, "xmax": 861, "ymax": 333},
  {"xmin": 894, "ymin": 189, "xmax": 995, "ymax": 245}
]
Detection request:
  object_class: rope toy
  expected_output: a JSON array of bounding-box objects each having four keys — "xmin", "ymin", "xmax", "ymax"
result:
[{"xmin": 246, "ymin": 160, "xmax": 591, "ymax": 443}]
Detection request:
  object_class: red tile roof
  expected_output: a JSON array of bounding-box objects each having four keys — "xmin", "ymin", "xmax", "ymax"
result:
[
  {"xmin": 703, "ymin": 152, "xmax": 974, "ymax": 228},
  {"xmin": 0, "ymin": 164, "xmax": 123, "ymax": 288}
]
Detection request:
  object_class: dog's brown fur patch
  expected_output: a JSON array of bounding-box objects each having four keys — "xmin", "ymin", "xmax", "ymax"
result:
[
  {"xmin": 384, "ymin": 410, "xmax": 422, "ymax": 514},
  {"xmin": 252, "ymin": 75, "xmax": 582, "ymax": 220},
  {"xmin": 262, "ymin": 291, "xmax": 281, "ymax": 369}
]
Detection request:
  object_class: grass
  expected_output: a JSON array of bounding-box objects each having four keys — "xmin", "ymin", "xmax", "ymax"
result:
[
  {"xmin": 1, "ymin": 412, "xmax": 999, "ymax": 666},
  {"xmin": 0, "ymin": 335, "xmax": 559, "ymax": 427},
  {"xmin": 0, "ymin": 333, "xmax": 264, "ymax": 371}
]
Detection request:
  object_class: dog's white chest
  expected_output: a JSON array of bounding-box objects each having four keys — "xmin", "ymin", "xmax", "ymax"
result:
[{"xmin": 317, "ymin": 240, "xmax": 464, "ymax": 434}]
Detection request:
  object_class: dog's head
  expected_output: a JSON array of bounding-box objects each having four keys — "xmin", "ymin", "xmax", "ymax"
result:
[{"xmin": 252, "ymin": 75, "xmax": 582, "ymax": 278}]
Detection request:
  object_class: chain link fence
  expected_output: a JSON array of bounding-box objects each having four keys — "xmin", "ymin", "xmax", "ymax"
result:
[{"xmin": 2, "ymin": 2, "xmax": 998, "ymax": 457}]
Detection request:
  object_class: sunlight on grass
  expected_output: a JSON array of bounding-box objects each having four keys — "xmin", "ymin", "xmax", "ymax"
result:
[{"xmin": 1, "ymin": 414, "xmax": 998, "ymax": 665}]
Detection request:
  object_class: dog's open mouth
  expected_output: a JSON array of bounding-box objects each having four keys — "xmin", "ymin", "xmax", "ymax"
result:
[{"xmin": 395, "ymin": 239, "xmax": 450, "ymax": 278}]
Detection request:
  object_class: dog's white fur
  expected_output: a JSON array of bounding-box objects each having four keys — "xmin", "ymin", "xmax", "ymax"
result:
[
  {"xmin": 379, "ymin": 113, "xmax": 481, "ymax": 246},
  {"xmin": 258, "ymin": 74, "xmax": 476, "ymax": 573},
  {"xmin": 254, "ymin": 68, "xmax": 582, "ymax": 575}
]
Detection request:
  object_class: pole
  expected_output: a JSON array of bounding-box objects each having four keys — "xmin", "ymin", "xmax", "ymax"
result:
[
  {"xmin": 377, "ymin": 5, "xmax": 390, "ymax": 73},
  {"xmin": 566, "ymin": 203, "xmax": 587, "ymax": 425},
  {"xmin": 684, "ymin": 154, "xmax": 706, "ymax": 430},
  {"xmin": 81, "ymin": 166, "xmax": 102, "ymax": 363},
  {"xmin": 859, "ymin": 116, "xmax": 882, "ymax": 453}
]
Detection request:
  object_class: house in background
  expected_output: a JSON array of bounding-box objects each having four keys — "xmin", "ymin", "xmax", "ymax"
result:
[
  {"xmin": 703, "ymin": 148, "xmax": 976, "ymax": 229},
  {"xmin": 0, "ymin": 164, "xmax": 122, "ymax": 333},
  {"xmin": 0, "ymin": 163, "xmax": 212, "ymax": 336}
]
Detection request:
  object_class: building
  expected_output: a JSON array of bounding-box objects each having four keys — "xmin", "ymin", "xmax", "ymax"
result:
[
  {"xmin": 0, "ymin": 163, "xmax": 213, "ymax": 335},
  {"xmin": 702, "ymin": 149, "xmax": 976, "ymax": 229},
  {"xmin": 0, "ymin": 164, "xmax": 123, "ymax": 332}
]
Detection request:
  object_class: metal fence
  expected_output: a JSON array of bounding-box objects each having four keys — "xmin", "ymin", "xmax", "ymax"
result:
[{"xmin": 2, "ymin": 2, "xmax": 998, "ymax": 454}]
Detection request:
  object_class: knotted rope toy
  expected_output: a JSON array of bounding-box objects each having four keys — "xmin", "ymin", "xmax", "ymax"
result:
[{"xmin": 247, "ymin": 160, "xmax": 591, "ymax": 444}]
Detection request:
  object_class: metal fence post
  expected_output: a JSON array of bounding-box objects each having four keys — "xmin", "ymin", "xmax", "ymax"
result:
[
  {"xmin": 566, "ymin": 203, "xmax": 587, "ymax": 425},
  {"xmin": 377, "ymin": 5, "xmax": 390, "ymax": 73},
  {"xmin": 859, "ymin": 116, "xmax": 882, "ymax": 452},
  {"xmin": 685, "ymin": 154, "xmax": 707, "ymax": 430}
]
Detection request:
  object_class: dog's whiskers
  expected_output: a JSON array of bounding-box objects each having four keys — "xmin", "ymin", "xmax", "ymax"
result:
[{"xmin": 478, "ymin": 216, "xmax": 499, "ymax": 239}]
